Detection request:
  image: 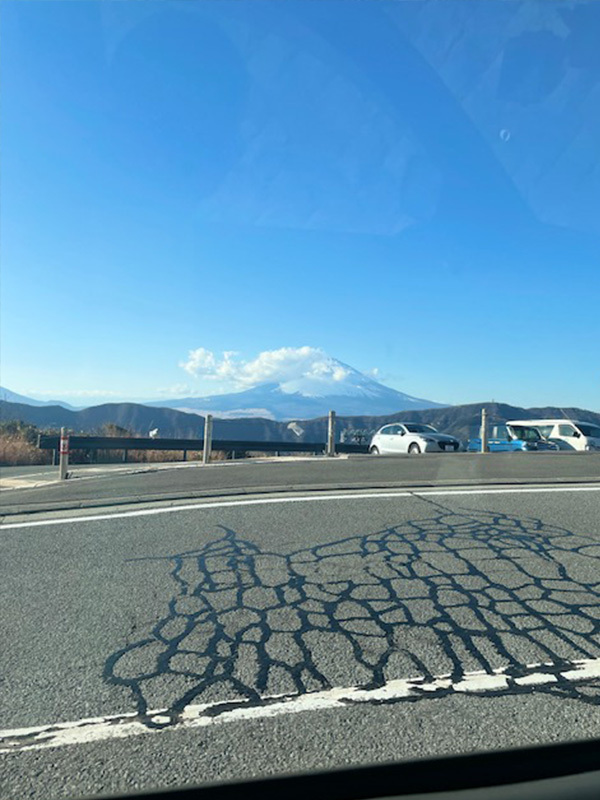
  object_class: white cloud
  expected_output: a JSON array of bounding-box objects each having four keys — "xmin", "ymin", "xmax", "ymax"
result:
[
  {"xmin": 179, "ymin": 346, "xmax": 350, "ymax": 388},
  {"xmin": 332, "ymin": 366, "xmax": 350, "ymax": 381},
  {"xmin": 179, "ymin": 348, "xmax": 239, "ymax": 381},
  {"xmin": 179, "ymin": 347, "xmax": 217, "ymax": 376}
]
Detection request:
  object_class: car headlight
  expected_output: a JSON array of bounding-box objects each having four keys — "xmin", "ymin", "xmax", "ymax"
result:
[{"xmin": 421, "ymin": 437, "xmax": 436, "ymax": 443}]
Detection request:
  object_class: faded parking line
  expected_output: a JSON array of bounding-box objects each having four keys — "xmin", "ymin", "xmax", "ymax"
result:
[
  {"xmin": 3, "ymin": 658, "xmax": 600, "ymax": 754},
  {"xmin": 1, "ymin": 484, "xmax": 599, "ymax": 529}
]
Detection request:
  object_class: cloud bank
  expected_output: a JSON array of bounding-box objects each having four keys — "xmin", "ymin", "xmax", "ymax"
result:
[{"xmin": 179, "ymin": 346, "xmax": 352, "ymax": 389}]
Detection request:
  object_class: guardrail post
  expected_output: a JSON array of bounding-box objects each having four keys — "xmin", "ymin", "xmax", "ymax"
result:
[
  {"xmin": 203, "ymin": 415, "xmax": 213, "ymax": 464},
  {"xmin": 59, "ymin": 427, "xmax": 69, "ymax": 480},
  {"xmin": 480, "ymin": 408, "xmax": 488, "ymax": 453},
  {"xmin": 327, "ymin": 410, "xmax": 336, "ymax": 456}
]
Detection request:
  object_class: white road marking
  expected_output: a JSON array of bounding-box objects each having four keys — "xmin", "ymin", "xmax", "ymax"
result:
[
  {"xmin": 1, "ymin": 658, "xmax": 598, "ymax": 754},
  {"xmin": 1, "ymin": 484, "xmax": 599, "ymax": 530}
]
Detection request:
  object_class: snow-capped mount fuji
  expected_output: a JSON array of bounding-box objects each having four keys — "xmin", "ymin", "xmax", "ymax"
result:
[{"xmin": 150, "ymin": 359, "xmax": 444, "ymax": 420}]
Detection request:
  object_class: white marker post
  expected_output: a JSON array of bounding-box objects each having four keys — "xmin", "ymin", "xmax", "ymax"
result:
[
  {"xmin": 59, "ymin": 427, "xmax": 70, "ymax": 480},
  {"xmin": 327, "ymin": 410, "xmax": 336, "ymax": 457},
  {"xmin": 202, "ymin": 414, "xmax": 213, "ymax": 465},
  {"xmin": 480, "ymin": 408, "xmax": 488, "ymax": 453}
]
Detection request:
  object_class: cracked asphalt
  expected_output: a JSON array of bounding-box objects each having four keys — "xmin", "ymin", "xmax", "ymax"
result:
[{"xmin": 1, "ymin": 483, "xmax": 600, "ymax": 799}]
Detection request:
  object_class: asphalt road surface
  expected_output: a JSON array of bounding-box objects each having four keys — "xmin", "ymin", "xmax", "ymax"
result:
[
  {"xmin": 2, "ymin": 483, "xmax": 600, "ymax": 799},
  {"xmin": 1, "ymin": 452, "xmax": 599, "ymax": 516}
]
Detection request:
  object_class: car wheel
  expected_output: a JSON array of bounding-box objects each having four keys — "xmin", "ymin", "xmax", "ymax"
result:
[
  {"xmin": 408, "ymin": 443, "xmax": 422, "ymax": 455},
  {"xmin": 369, "ymin": 446, "xmax": 380, "ymax": 455}
]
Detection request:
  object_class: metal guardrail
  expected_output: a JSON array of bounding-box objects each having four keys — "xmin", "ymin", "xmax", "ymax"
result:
[{"xmin": 38, "ymin": 434, "xmax": 369, "ymax": 464}]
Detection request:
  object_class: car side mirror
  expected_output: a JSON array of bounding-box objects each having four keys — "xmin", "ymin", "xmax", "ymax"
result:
[{"xmin": 573, "ymin": 431, "xmax": 581, "ymax": 438}]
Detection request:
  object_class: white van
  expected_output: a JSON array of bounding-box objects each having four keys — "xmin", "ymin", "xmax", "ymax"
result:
[{"xmin": 507, "ymin": 419, "xmax": 600, "ymax": 451}]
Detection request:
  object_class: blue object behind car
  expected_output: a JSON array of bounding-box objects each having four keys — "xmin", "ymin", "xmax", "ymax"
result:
[{"xmin": 467, "ymin": 424, "xmax": 559, "ymax": 452}]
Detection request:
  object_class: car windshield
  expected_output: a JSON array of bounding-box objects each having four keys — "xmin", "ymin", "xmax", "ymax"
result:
[
  {"xmin": 404, "ymin": 424, "xmax": 439, "ymax": 434},
  {"xmin": 1, "ymin": 2, "xmax": 600, "ymax": 799},
  {"xmin": 491, "ymin": 425, "xmax": 509, "ymax": 439},
  {"xmin": 577, "ymin": 424, "xmax": 600, "ymax": 438},
  {"xmin": 510, "ymin": 425, "xmax": 542, "ymax": 441}
]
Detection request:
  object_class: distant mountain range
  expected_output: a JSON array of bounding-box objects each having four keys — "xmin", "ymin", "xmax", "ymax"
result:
[
  {"xmin": 0, "ymin": 386, "xmax": 76, "ymax": 410},
  {"xmin": 148, "ymin": 358, "xmax": 444, "ymax": 420},
  {"xmin": 147, "ymin": 381, "xmax": 443, "ymax": 420},
  {"xmin": 2, "ymin": 399, "xmax": 599, "ymax": 446},
  {"xmin": 1, "ymin": 358, "xmax": 443, "ymax": 421}
]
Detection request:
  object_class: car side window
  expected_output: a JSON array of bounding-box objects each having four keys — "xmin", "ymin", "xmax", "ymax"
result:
[
  {"xmin": 380, "ymin": 426, "xmax": 392, "ymax": 436},
  {"xmin": 537, "ymin": 425, "xmax": 554, "ymax": 438},
  {"xmin": 559, "ymin": 425, "xmax": 576, "ymax": 437}
]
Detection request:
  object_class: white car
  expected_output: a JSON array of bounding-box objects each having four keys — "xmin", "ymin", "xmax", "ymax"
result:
[
  {"xmin": 369, "ymin": 423, "xmax": 460, "ymax": 455},
  {"xmin": 508, "ymin": 419, "xmax": 600, "ymax": 451}
]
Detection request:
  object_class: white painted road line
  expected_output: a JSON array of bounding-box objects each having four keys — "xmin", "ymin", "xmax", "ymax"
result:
[
  {"xmin": 2, "ymin": 658, "xmax": 599, "ymax": 754},
  {"xmin": 1, "ymin": 484, "xmax": 599, "ymax": 530}
]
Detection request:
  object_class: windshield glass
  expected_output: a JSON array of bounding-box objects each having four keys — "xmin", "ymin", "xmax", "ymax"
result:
[
  {"xmin": 510, "ymin": 425, "xmax": 542, "ymax": 441},
  {"xmin": 1, "ymin": 1, "xmax": 599, "ymax": 799},
  {"xmin": 577, "ymin": 424, "xmax": 600, "ymax": 438},
  {"xmin": 404, "ymin": 424, "xmax": 439, "ymax": 434}
]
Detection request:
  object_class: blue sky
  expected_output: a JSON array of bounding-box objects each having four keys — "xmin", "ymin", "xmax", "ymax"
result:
[{"xmin": 2, "ymin": 0, "xmax": 599, "ymax": 410}]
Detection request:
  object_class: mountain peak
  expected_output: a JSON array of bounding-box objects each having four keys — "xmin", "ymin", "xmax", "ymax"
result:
[
  {"xmin": 153, "ymin": 353, "xmax": 444, "ymax": 419},
  {"xmin": 275, "ymin": 356, "xmax": 378, "ymax": 398}
]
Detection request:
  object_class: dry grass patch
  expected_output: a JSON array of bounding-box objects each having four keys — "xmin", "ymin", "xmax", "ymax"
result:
[{"xmin": 0, "ymin": 433, "xmax": 51, "ymax": 466}]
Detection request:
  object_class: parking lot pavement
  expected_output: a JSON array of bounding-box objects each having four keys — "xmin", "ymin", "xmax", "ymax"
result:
[{"xmin": 1, "ymin": 485, "xmax": 600, "ymax": 799}]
